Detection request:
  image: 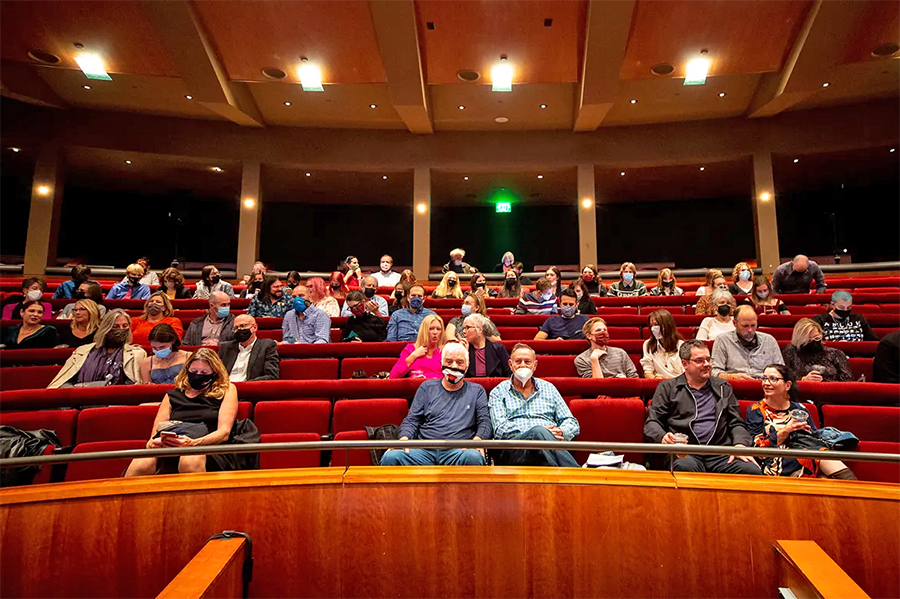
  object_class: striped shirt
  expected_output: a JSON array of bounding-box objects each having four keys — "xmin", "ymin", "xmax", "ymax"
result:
[
  {"xmin": 516, "ymin": 291, "xmax": 558, "ymax": 315},
  {"xmin": 488, "ymin": 378, "xmax": 580, "ymax": 441}
]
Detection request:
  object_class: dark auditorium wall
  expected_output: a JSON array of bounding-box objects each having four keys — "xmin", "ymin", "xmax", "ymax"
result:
[
  {"xmin": 430, "ymin": 204, "xmax": 579, "ymax": 272},
  {"xmin": 260, "ymin": 203, "xmax": 413, "ymax": 272},
  {"xmin": 57, "ymin": 187, "xmax": 239, "ymax": 268},
  {"xmin": 595, "ymin": 197, "xmax": 756, "ymax": 269},
  {"xmin": 0, "ymin": 171, "xmax": 33, "ymax": 258}
]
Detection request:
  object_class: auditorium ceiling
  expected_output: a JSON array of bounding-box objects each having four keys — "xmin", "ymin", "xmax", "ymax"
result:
[{"xmin": 1, "ymin": 0, "xmax": 897, "ymax": 133}]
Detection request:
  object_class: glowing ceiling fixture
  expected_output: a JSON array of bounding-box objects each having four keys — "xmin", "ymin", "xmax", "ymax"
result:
[
  {"xmin": 185, "ymin": 95, "xmax": 193, "ymax": 100},
  {"xmin": 458, "ymin": 105, "xmax": 466, "ymax": 110},
  {"xmin": 539, "ymin": 104, "xmax": 547, "ymax": 109},
  {"xmin": 684, "ymin": 56, "xmax": 711, "ymax": 86},
  {"xmin": 699, "ymin": 167, "xmax": 705, "ymax": 171},
  {"xmin": 491, "ymin": 56, "xmax": 513, "ymax": 92},
  {"xmin": 37, "ymin": 185, "xmax": 50, "ymax": 196},
  {"xmin": 82, "ymin": 86, "xmax": 91, "ymax": 90},
  {"xmin": 382, "ymin": 175, "xmax": 388, "ymax": 180},
  {"xmin": 760, "ymin": 192, "xmax": 772, "ymax": 202},
  {"xmin": 125, "ymin": 160, "xmax": 132, "ymax": 165},
  {"xmin": 74, "ymin": 52, "xmax": 112, "ymax": 81},
  {"xmin": 9, "ymin": 147, "xmax": 21, "ymax": 153},
  {"xmin": 822, "ymin": 82, "xmax": 830, "ymax": 88},
  {"xmin": 243, "ymin": 198, "xmax": 256, "ymax": 209},
  {"xmin": 416, "ymin": 203, "xmax": 427, "ymax": 214},
  {"xmin": 619, "ymin": 171, "xmax": 626, "ymax": 176},
  {"xmin": 793, "ymin": 158, "xmax": 799, "ymax": 163},
  {"xmin": 369, "ymin": 104, "xmax": 377, "ymax": 109},
  {"xmin": 718, "ymin": 92, "xmax": 726, "ymax": 98},
  {"xmin": 305, "ymin": 172, "xmax": 311, "ymax": 177},
  {"xmin": 537, "ymin": 175, "xmax": 543, "ymax": 179},
  {"xmin": 298, "ymin": 59, "xmax": 324, "ymax": 92},
  {"xmin": 284, "ymin": 101, "xmax": 292, "ymax": 106},
  {"xmin": 581, "ymin": 198, "xmax": 593, "ymax": 209},
  {"xmin": 629, "ymin": 99, "xmax": 637, "ymax": 104},
  {"xmin": 463, "ymin": 176, "xmax": 469, "ymax": 180},
  {"xmin": 211, "ymin": 167, "xmax": 223, "ymax": 173}
]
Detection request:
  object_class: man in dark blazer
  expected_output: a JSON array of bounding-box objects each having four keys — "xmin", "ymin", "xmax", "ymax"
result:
[
  {"xmin": 217, "ymin": 314, "xmax": 279, "ymax": 381},
  {"xmin": 462, "ymin": 314, "xmax": 512, "ymax": 378}
]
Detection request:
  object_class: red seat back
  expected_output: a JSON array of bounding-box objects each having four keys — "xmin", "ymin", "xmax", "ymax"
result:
[
  {"xmin": 821, "ymin": 405, "xmax": 900, "ymax": 443},
  {"xmin": 279, "ymin": 359, "xmax": 339, "ymax": 380},
  {"xmin": 76, "ymin": 405, "xmax": 160, "ymax": 444},
  {"xmin": 845, "ymin": 441, "xmax": 900, "ymax": 483},
  {"xmin": 0, "ymin": 366, "xmax": 61, "ymax": 391},
  {"xmin": 340, "ymin": 357, "xmax": 398, "ymax": 379},
  {"xmin": 259, "ymin": 432, "xmax": 322, "ymax": 469},
  {"xmin": 534, "ymin": 355, "xmax": 578, "ymax": 378},
  {"xmin": 0, "ymin": 409, "xmax": 77, "ymax": 446},
  {"xmin": 496, "ymin": 326, "xmax": 538, "ymax": 340},
  {"xmin": 569, "ymin": 398, "xmax": 646, "ymax": 465},
  {"xmin": 253, "ymin": 400, "xmax": 332, "ymax": 435},
  {"xmin": 333, "ymin": 399, "xmax": 408, "ymax": 434},
  {"xmin": 64, "ymin": 440, "xmax": 146, "ymax": 482},
  {"xmin": 848, "ymin": 357, "xmax": 873, "ymax": 382},
  {"xmin": 332, "ymin": 430, "xmax": 373, "ymax": 466}
]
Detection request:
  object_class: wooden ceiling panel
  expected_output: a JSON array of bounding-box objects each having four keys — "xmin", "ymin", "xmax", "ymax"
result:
[
  {"xmin": 842, "ymin": 0, "xmax": 900, "ymax": 65},
  {"xmin": 594, "ymin": 158, "xmax": 753, "ymax": 203},
  {"xmin": 0, "ymin": 1, "xmax": 179, "ymax": 77},
  {"xmin": 620, "ymin": 0, "xmax": 813, "ymax": 80},
  {"xmin": 415, "ymin": 0, "xmax": 587, "ymax": 84},
  {"xmin": 248, "ymin": 82, "xmax": 406, "ymax": 129},
  {"xmin": 192, "ymin": 0, "xmax": 387, "ymax": 84}
]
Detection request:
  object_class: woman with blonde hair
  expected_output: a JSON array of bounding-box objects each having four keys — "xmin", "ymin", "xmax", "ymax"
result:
[
  {"xmin": 781, "ymin": 318, "xmax": 852, "ymax": 382},
  {"xmin": 389, "ymin": 313, "xmax": 445, "ymax": 379},
  {"xmin": 126, "ymin": 347, "xmax": 241, "ymax": 476},
  {"xmin": 58, "ymin": 298, "xmax": 101, "ymax": 348},
  {"xmin": 728, "ymin": 262, "xmax": 755, "ymax": 295},
  {"xmin": 608, "ymin": 262, "xmax": 648, "ymax": 297},
  {"xmin": 131, "ymin": 291, "xmax": 184, "ymax": 345},
  {"xmin": 747, "ymin": 275, "xmax": 790, "ymax": 315},
  {"xmin": 695, "ymin": 268, "xmax": 724, "ymax": 297},
  {"xmin": 432, "ymin": 271, "xmax": 464, "ymax": 299},
  {"xmin": 650, "ymin": 268, "xmax": 684, "ymax": 296}
]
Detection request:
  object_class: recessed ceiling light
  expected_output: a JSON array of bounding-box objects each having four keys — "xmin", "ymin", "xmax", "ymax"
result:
[
  {"xmin": 539, "ymin": 104, "xmax": 547, "ymax": 109},
  {"xmin": 684, "ymin": 56, "xmax": 710, "ymax": 86},
  {"xmin": 211, "ymin": 167, "xmax": 223, "ymax": 173},
  {"xmin": 416, "ymin": 203, "xmax": 427, "ymax": 214},
  {"xmin": 369, "ymin": 104, "xmax": 377, "ymax": 109},
  {"xmin": 890, "ymin": 148, "xmax": 896, "ymax": 153},
  {"xmin": 284, "ymin": 101, "xmax": 292, "ymax": 106},
  {"xmin": 9, "ymin": 147, "xmax": 21, "ymax": 153},
  {"xmin": 27, "ymin": 49, "xmax": 61, "ymax": 65},
  {"xmin": 718, "ymin": 92, "xmax": 726, "ymax": 98},
  {"xmin": 83, "ymin": 85, "xmax": 91, "ymax": 90},
  {"xmin": 457, "ymin": 69, "xmax": 481, "ymax": 82},
  {"xmin": 699, "ymin": 167, "xmax": 705, "ymax": 171},
  {"xmin": 629, "ymin": 99, "xmax": 637, "ymax": 104},
  {"xmin": 491, "ymin": 56, "xmax": 513, "ymax": 92},
  {"xmin": 650, "ymin": 63, "xmax": 675, "ymax": 76},
  {"xmin": 74, "ymin": 52, "xmax": 111, "ymax": 81},
  {"xmin": 382, "ymin": 175, "xmax": 388, "ymax": 180},
  {"xmin": 872, "ymin": 42, "xmax": 900, "ymax": 57},
  {"xmin": 298, "ymin": 58, "xmax": 324, "ymax": 92},
  {"xmin": 760, "ymin": 192, "xmax": 772, "ymax": 201},
  {"xmin": 458, "ymin": 105, "xmax": 465, "ymax": 110},
  {"xmin": 463, "ymin": 176, "xmax": 469, "ymax": 180},
  {"xmin": 822, "ymin": 82, "xmax": 830, "ymax": 88},
  {"xmin": 582, "ymin": 198, "xmax": 593, "ymax": 209},
  {"xmin": 261, "ymin": 67, "xmax": 287, "ymax": 80},
  {"xmin": 125, "ymin": 160, "xmax": 132, "ymax": 165},
  {"xmin": 243, "ymin": 198, "xmax": 256, "ymax": 209},
  {"xmin": 793, "ymin": 158, "xmax": 799, "ymax": 163},
  {"xmin": 37, "ymin": 185, "xmax": 50, "ymax": 196},
  {"xmin": 620, "ymin": 171, "xmax": 626, "ymax": 176},
  {"xmin": 495, "ymin": 116, "xmax": 509, "ymax": 123},
  {"xmin": 537, "ymin": 175, "xmax": 543, "ymax": 179},
  {"xmin": 305, "ymin": 172, "xmax": 311, "ymax": 177},
  {"xmin": 185, "ymin": 95, "xmax": 193, "ymax": 100}
]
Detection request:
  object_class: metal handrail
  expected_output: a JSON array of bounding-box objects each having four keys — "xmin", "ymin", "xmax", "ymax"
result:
[{"xmin": 1, "ymin": 439, "xmax": 897, "ymax": 468}]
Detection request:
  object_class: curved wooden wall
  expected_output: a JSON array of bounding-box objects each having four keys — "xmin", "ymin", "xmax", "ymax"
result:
[{"xmin": 1, "ymin": 468, "xmax": 898, "ymax": 599}]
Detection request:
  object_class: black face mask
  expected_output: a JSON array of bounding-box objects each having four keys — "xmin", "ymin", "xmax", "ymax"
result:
[
  {"xmin": 717, "ymin": 304, "xmax": 732, "ymax": 317},
  {"xmin": 662, "ymin": 280, "xmax": 674, "ymax": 288},
  {"xmin": 834, "ymin": 308, "xmax": 852, "ymax": 320},
  {"xmin": 105, "ymin": 329, "xmax": 128, "ymax": 348},
  {"xmin": 802, "ymin": 340, "xmax": 824, "ymax": 353},
  {"xmin": 233, "ymin": 328, "xmax": 253, "ymax": 343},
  {"xmin": 448, "ymin": 280, "xmax": 457, "ymax": 287},
  {"xmin": 331, "ymin": 283, "xmax": 341, "ymax": 289},
  {"xmin": 474, "ymin": 282, "xmax": 485, "ymax": 290},
  {"xmin": 364, "ymin": 288, "xmax": 377, "ymax": 298},
  {"xmin": 74, "ymin": 290, "xmax": 87, "ymax": 300},
  {"xmin": 505, "ymin": 279, "xmax": 516, "ymax": 288},
  {"xmin": 128, "ymin": 277, "xmax": 142, "ymax": 287},
  {"xmin": 210, "ymin": 275, "xmax": 221, "ymax": 285},
  {"xmin": 187, "ymin": 371, "xmax": 217, "ymax": 391}
]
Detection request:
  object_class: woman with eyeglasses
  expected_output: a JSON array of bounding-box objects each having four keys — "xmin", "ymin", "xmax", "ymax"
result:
[
  {"xmin": 57, "ymin": 299, "xmax": 101, "ymax": 348},
  {"xmin": 746, "ymin": 364, "xmax": 856, "ymax": 479}
]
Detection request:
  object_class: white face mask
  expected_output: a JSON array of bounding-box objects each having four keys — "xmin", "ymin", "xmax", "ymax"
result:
[
  {"xmin": 514, "ymin": 367, "xmax": 533, "ymax": 384},
  {"xmin": 380, "ymin": 262, "xmax": 391, "ymax": 272},
  {"xmin": 442, "ymin": 366, "xmax": 466, "ymax": 384},
  {"xmin": 26, "ymin": 290, "xmax": 42, "ymax": 301},
  {"xmin": 651, "ymin": 325, "xmax": 662, "ymax": 340}
]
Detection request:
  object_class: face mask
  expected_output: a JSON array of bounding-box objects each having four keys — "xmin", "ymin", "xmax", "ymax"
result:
[
  {"xmin": 350, "ymin": 303, "xmax": 367, "ymax": 318},
  {"xmin": 461, "ymin": 304, "xmax": 473, "ymax": 317},
  {"xmin": 153, "ymin": 347, "xmax": 172, "ymax": 359},
  {"xmin": 802, "ymin": 340, "xmax": 823, "ymax": 353},
  {"xmin": 105, "ymin": 329, "xmax": 128, "ymax": 348},
  {"xmin": 717, "ymin": 304, "xmax": 732, "ymax": 317},
  {"xmin": 408, "ymin": 296, "xmax": 424, "ymax": 310},
  {"xmin": 623, "ymin": 272, "xmax": 634, "ymax": 283},
  {"xmin": 331, "ymin": 282, "xmax": 342, "ymax": 289},
  {"xmin": 474, "ymin": 282, "xmax": 485, "ymax": 290},
  {"xmin": 74, "ymin": 290, "xmax": 87, "ymax": 300},
  {"xmin": 651, "ymin": 325, "xmax": 662, "ymax": 340},
  {"xmin": 128, "ymin": 277, "xmax": 142, "ymax": 287},
  {"xmin": 663, "ymin": 280, "xmax": 674, "ymax": 288},
  {"xmin": 210, "ymin": 275, "xmax": 220, "ymax": 285},
  {"xmin": 381, "ymin": 262, "xmax": 391, "ymax": 272},
  {"xmin": 233, "ymin": 328, "xmax": 253, "ymax": 343},
  {"xmin": 146, "ymin": 303, "xmax": 162, "ymax": 315},
  {"xmin": 834, "ymin": 308, "xmax": 851, "ymax": 319},
  {"xmin": 513, "ymin": 367, "xmax": 533, "ymax": 384},
  {"xmin": 293, "ymin": 297, "xmax": 309, "ymax": 313},
  {"xmin": 442, "ymin": 366, "xmax": 466, "ymax": 384},
  {"xmin": 26, "ymin": 290, "xmax": 42, "ymax": 301},
  {"xmin": 364, "ymin": 288, "xmax": 377, "ymax": 298},
  {"xmin": 187, "ymin": 371, "xmax": 217, "ymax": 391},
  {"xmin": 505, "ymin": 279, "xmax": 516, "ymax": 288},
  {"xmin": 448, "ymin": 280, "xmax": 457, "ymax": 287},
  {"xmin": 582, "ymin": 273, "xmax": 594, "ymax": 282},
  {"xmin": 216, "ymin": 306, "xmax": 230, "ymax": 319},
  {"xmin": 739, "ymin": 270, "xmax": 751, "ymax": 281},
  {"xmin": 542, "ymin": 290, "xmax": 554, "ymax": 300},
  {"xmin": 561, "ymin": 305, "xmax": 577, "ymax": 318},
  {"xmin": 593, "ymin": 333, "xmax": 609, "ymax": 345},
  {"xmin": 757, "ymin": 291, "xmax": 769, "ymax": 300},
  {"xmin": 575, "ymin": 290, "xmax": 584, "ymax": 300}
]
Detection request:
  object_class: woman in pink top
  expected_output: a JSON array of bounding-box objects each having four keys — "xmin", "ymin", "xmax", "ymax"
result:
[{"xmin": 389, "ymin": 314, "xmax": 445, "ymax": 379}]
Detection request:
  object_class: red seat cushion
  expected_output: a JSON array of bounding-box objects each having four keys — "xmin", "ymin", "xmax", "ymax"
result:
[
  {"xmin": 340, "ymin": 357, "xmax": 399, "ymax": 379},
  {"xmin": 799, "ymin": 381, "xmax": 900, "ymax": 407},
  {"xmin": 64, "ymin": 440, "xmax": 146, "ymax": 482},
  {"xmin": 332, "ymin": 430, "xmax": 374, "ymax": 466},
  {"xmin": 845, "ymin": 441, "xmax": 899, "ymax": 483},
  {"xmin": 569, "ymin": 398, "xmax": 646, "ymax": 465},
  {"xmin": 0, "ymin": 409, "xmax": 77, "ymax": 446},
  {"xmin": 76, "ymin": 405, "xmax": 160, "ymax": 444},
  {"xmin": 279, "ymin": 359, "xmax": 339, "ymax": 380},
  {"xmin": 0, "ymin": 366, "xmax": 61, "ymax": 391},
  {"xmin": 253, "ymin": 400, "xmax": 332, "ymax": 435},
  {"xmin": 821, "ymin": 405, "xmax": 900, "ymax": 443},
  {"xmin": 533, "ymin": 355, "xmax": 578, "ymax": 378},
  {"xmin": 496, "ymin": 327, "xmax": 538, "ymax": 340},
  {"xmin": 259, "ymin": 432, "xmax": 322, "ymax": 469},
  {"xmin": 332, "ymin": 399, "xmax": 408, "ymax": 434}
]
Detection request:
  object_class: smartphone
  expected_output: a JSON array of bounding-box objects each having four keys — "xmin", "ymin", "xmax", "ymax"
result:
[{"xmin": 160, "ymin": 431, "xmax": 178, "ymax": 444}]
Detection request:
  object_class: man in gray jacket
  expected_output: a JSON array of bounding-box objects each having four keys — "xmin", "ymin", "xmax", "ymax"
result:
[
  {"xmin": 183, "ymin": 291, "xmax": 235, "ymax": 346},
  {"xmin": 644, "ymin": 339, "xmax": 761, "ymax": 475}
]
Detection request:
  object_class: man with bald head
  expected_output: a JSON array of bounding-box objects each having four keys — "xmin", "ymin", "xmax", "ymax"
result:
[
  {"xmin": 217, "ymin": 314, "xmax": 279, "ymax": 381},
  {"xmin": 711, "ymin": 305, "xmax": 783, "ymax": 380},
  {"xmin": 772, "ymin": 254, "xmax": 827, "ymax": 294},
  {"xmin": 183, "ymin": 290, "xmax": 235, "ymax": 346}
]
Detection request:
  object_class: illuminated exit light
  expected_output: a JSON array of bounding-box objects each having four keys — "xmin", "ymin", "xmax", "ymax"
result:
[
  {"xmin": 684, "ymin": 57, "xmax": 710, "ymax": 86},
  {"xmin": 495, "ymin": 202, "xmax": 512, "ymax": 213}
]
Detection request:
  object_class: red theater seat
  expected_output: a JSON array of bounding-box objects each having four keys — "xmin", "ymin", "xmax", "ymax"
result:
[
  {"xmin": 280, "ymin": 359, "xmax": 339, "ymax": 380},
  {"xmin": 845, "ymin": 441, "xmax": 900, "ymax": 483},
  {"xmin": 848, "ymin": 357, "xmax": 874, "ymax": 382},
  {"xmin": 76, "ymin": 405, "xmax": 160, "ymax": 443},
  {"xmin": 64, "ymin": 440, "xmax": 146, "ymax": 482},
  {"xmin": 533, "ymin": 355, "xmax": 578, "ymax": 377},
  {"xmin": 259, "ymin": 432, "xmax": 322, "ymax": 469},
  {"xmin": 0, "ymin": 365, "xmax": 61, "ymax": 391},
  {"xmin": 758, "ymin": 327, "xmax": 793, "ymax": 340},
  {"xmin": 253, "ymin": 400, "xmax": 331, "ymax": 435},
  {"xmin": 256, "ymin": 329, "xmax": 283, "ymax": 341},
  {"xmin": 569, "ymin": 398, "xmax": 646, "ymax": 465},
  {"xmin": 496, "ymin": 326, "xmax": 539, "ymax": 340},
  {"xmin": 798, "ymin": 381, "xmax": 900, "ymax": 407},
  {"xmin": 340, "ymin": 357, "xmax": 398, "ymax": 379},
  {"xmin": 333, "ymin": 398, "xmax": 408, "ymax": 434},
  {"xmin": 0, "ymin": 409, "xmax": 77, "ymax": 446},
  {"xmin": 821, "ymin": 405, "xmax": 900, "ymax": 443},
  {"xmin": 332, "ymin": 430, "xmax": 372, "ymax": 466}
]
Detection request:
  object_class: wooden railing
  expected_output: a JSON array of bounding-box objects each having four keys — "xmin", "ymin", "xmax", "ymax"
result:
[
  {"xmin": 775, "ymin": 540, "xmax": 869, "ymax": 599},
  {"xmin": 156, "ymin": 534, "xmax": 249, "ymax": 599}
]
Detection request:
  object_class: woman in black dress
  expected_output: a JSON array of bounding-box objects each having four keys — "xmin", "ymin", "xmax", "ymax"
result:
[{"xmin": 2, "ymin": 300, "xmax": 58, "ymax": 349}]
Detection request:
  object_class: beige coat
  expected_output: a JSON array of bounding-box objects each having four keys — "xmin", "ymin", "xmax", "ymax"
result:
[{"xmin": 47, "ymin": 344, "xmax": 146, "ymax": 389}]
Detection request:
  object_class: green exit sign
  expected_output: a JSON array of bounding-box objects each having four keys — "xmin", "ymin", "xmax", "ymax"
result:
[{"xmin": 496, "ymin": 202, "xmax": 512, "ymax": 213}]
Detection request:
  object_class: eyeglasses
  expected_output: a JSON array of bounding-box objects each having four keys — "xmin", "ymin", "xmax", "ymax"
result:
[
  {"xmin": 72, "ymin": 308, "xmax": 87, "ymax": 313},
  {"xmin": 687, "ymin": 358, "xmax": 712, "ymax": 365},
  {"xmin": 462, "ymin": 325, "xmax": 477, "ymax": 331},
  {"xmin": 759, "ymin": 376, "xmax": 784, "ymax": 384}
]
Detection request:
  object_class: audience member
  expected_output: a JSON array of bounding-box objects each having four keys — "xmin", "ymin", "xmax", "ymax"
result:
[
  {"xmin": 2, "ymin": 277, "xmax": 52, "ymax": 320},
  {"xmin": 695, "ymin": 268, "xmax": 724, "ymax": 297},
  {"xmin": 282, "ymin": 286, "xmax": 331, "ymax": 344},
  {"xmin": 329, "ymin": 271, "xmax": 349, "ymax": 302},
  {"xmin": 812, "ymin": 291, "xmax": 878, "ymax": 342},
  {"xmin": 107, "ymin": 264, "xmax": 151, "ymax": 300},
  {"xmin": 372, "ymin": 254, "xmax": 401, "ymax": 288},
  {"xmin": 464, "ymin": 273, "xmax": 498, "ymax": 299},
  {"xmin": 398, "ymin": 269, "xmax": 417, "ymax": 286},
  {"xmin": 772, "ymin": 254, "xmax": 827, "ymax": 294},
  {"xmin": 728, "ymin": 262, "xmax": 754, "ymax": 295},
  {"xmin": 58, "ymin": 282, "xmax": 106, "ymax": 319},
  {"xmin": 341, "ymin": 276, "xmax": 389, "ymax": 316},
  {"xmin": 57, "ymin": 299, "xmax": 101, "ymax": 348},
  {"xmin": 748, "ymin": 364, "xmax": 855, "ymax": 479},
  {"xmin": 219, "ymin": 315, "xmax": 280, "ymax": 381},
  {"xmin": 341, "ymin": 291, "xmax": 388, "ymax": 342},
  {"xmin": 641, "ymin": 309, "xmax": 684, "ymax": 379},
  {"xmin": 781, "ymin": 319, "xmax": 852, "ymax": 382},
  {"xmin": 157, "ymin": 267, "xmax": 192, "ymax": 299},
  {"xmin": 341, "ymin": 255, "xmax": 363, "ymax": 288},
  {"xmin": 140, "ymin": 323, "xmax": 188, "ymax": 385},
  {"xmin": 498, "ymin": 270, "xmax": 523, "ymax": 299},
  {"xmin": 52, "ymin": 265, "xmax": 93, "ymax": 299},
  {"xmin": 512, "ymin": 261, "xmax": 532, "ymax": 286},
  {"xmin": 2, "ymin": 301, "xmax": 58, "ymax": 349},
  {"xmin": 488, "ymin": 344, "xmax": 580, "ymax": 467},
  {"xmin": 576, "ymin": 264, "xmax": 605, "ymax": 296},
  {"xmin": 183, "ymin": 291, "xmax": 234, "ymax": 346},
  {"xmin": 48, "ymin": 310, "xmax": 147, "ymax": 388},
  {"xmin": 495, "ymin": 251, "xmax": 516, "ymax": 273},
  {"xmin": 697, "ymin": 289, "xmax": 737, "ymax": 341},
  {"xmin": 240, "ymin": 271, "xmax": 265, "ymax": 299},
  {"xmin": 446, "ymin": 293, "xmax": 500, "ymax": 342},
  {"xmin": 239, "ymin": 261, "xmax": 267, "ymax": 288},
  {"xmin": 575, "ymin": 317, "xmax": 639, "ymax": 378},
  {"xmin": 544, "ymin": 266, "xmax": 563, "ymax": 298},
  {"xmin": 389, "ymin": 314, "xmax": 445, "ymax": 379},
  {"xmin": 284, "ymin": 271, "xmax": 302, "ymax": 291},
  {"xmin": 516, "ymin": 277, "xmax": 557, "ymax": 315},
  {"xmin": 571, "ymin": 278, "xmax": 597, "ymax": 315},
  {"xmin": 534, "ymin": 289, "xmax": 587, "ymax": 340},
  {"xmin": 131, "ymin": 292, "xmax": 184, "ymax": 345},
  {"xmin": 462, "ymin": 314, "xmax": 511, "ymax": 378},
  {"xmin": 307, "ymin": 277, "xmax": 341, "ymax": 317},
  {"xmin": 248, "ymin": 275, "xmax": 292, "ymax": 318},
  {"xmin": 387, "ymin": 284, "xmax": 436, "ymax": 342},
  {"xmin": 432, "ymin": 271, "xmax": 464, "ymax": 299},
  {"xmin": 873, "ymin": 331, "xmax": 900, "ymax": 384},
  {"xmin": 644, "ymin": 339, "xmax": 761, "ymax": 475},
  {"xmin": 747, "ymin": 275, "xmax": 790, "ymax": 315},
  {"xmin": 389, "ymin": 281, "xmax": 410, "ymax": 315},
  {"xmin": 694, "ymin": 271, "xmax": 728, "ymax": 315},
  {"xmin": 132, "ymin": 257, "xmax": 160, "ymax": 287},
  {"xmin": 381, "ymin": 342, "xmax": 489, "ymax": 466},
  {"xmin": 712, "ymin": 305, "xmax": 784, "ymax": 380},
  {"xmin": 124, "ymin": 348, "xmax": 241, "ymax": 476},
  {"xmin": 607, "ymin": 262, "xmax": 648, "ymax": 297},
  {"xmin": 193, "ymin": 265, "xmax": 235, "ymax": 299},
  {"xmin": 442, "ymin": 248, "xmax": 477, "ymax": 274},
  {"xmin": 650, "ymin": 268, "xmax": 683, "ymax": 296}
]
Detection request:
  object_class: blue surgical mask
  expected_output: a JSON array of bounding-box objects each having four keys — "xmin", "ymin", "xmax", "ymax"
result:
[
  {"xmin": 542, "ymin": 291, "xmax": 554, "ymax": 300},
  {"xmin": 623, "ymin": 272, "xmax": 634, "ymax": 283},
  {"xmin": 293, "ymin": 297, "xmax": 309, "ymax": 313},
  {"xmin": 153, "ymin": 347, "xmax": 172, "ymax": 359},
  {"xmin": 216, "ymin": 306, "xmax": 230, "ymax": 319},
  {"xmin": 740, "ymin": 270, "xmax": 751, "ymax": 281},
  {"xmin": 409, "ymin": 296, "xmax": 424, "ymax": 310},
  {"xmin": 461, "ymin": 304, "xmax": 473, "ymax": 317}
]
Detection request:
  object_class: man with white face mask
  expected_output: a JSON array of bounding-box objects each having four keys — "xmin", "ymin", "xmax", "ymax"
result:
[
  {"xmin": 381, "ymin": 342, "xmax": 491, "ymax": 466},
  {"xmin": 488, "ymin": 344, "xmax": 580, "ymax": 467},
  {"xmin": 371, "ymin": 254, "xmax": 401, "ymax": 288}
]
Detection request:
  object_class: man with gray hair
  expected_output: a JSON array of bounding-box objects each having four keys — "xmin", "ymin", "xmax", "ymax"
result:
[
  {"xmin": 381, "ymin": 341, "xmax": 491, "ymax": 466},
  {"xmin": 183, "ymin": 291, "xmax": 235, "ymax": 346},
  {"xmin": 772, "ymin": 254, "xmax": 827, "ymax": 294},
  {"xmin": 340, "ymin": 275, "xmax": 388, "ymax": 317},
  {"xmin": 812, "ymin": 291, "xmax": 878, "ymax": 342},
  {"xmin": 462, "ymin": 313, "xmax": 511, "ymax": 378}
]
